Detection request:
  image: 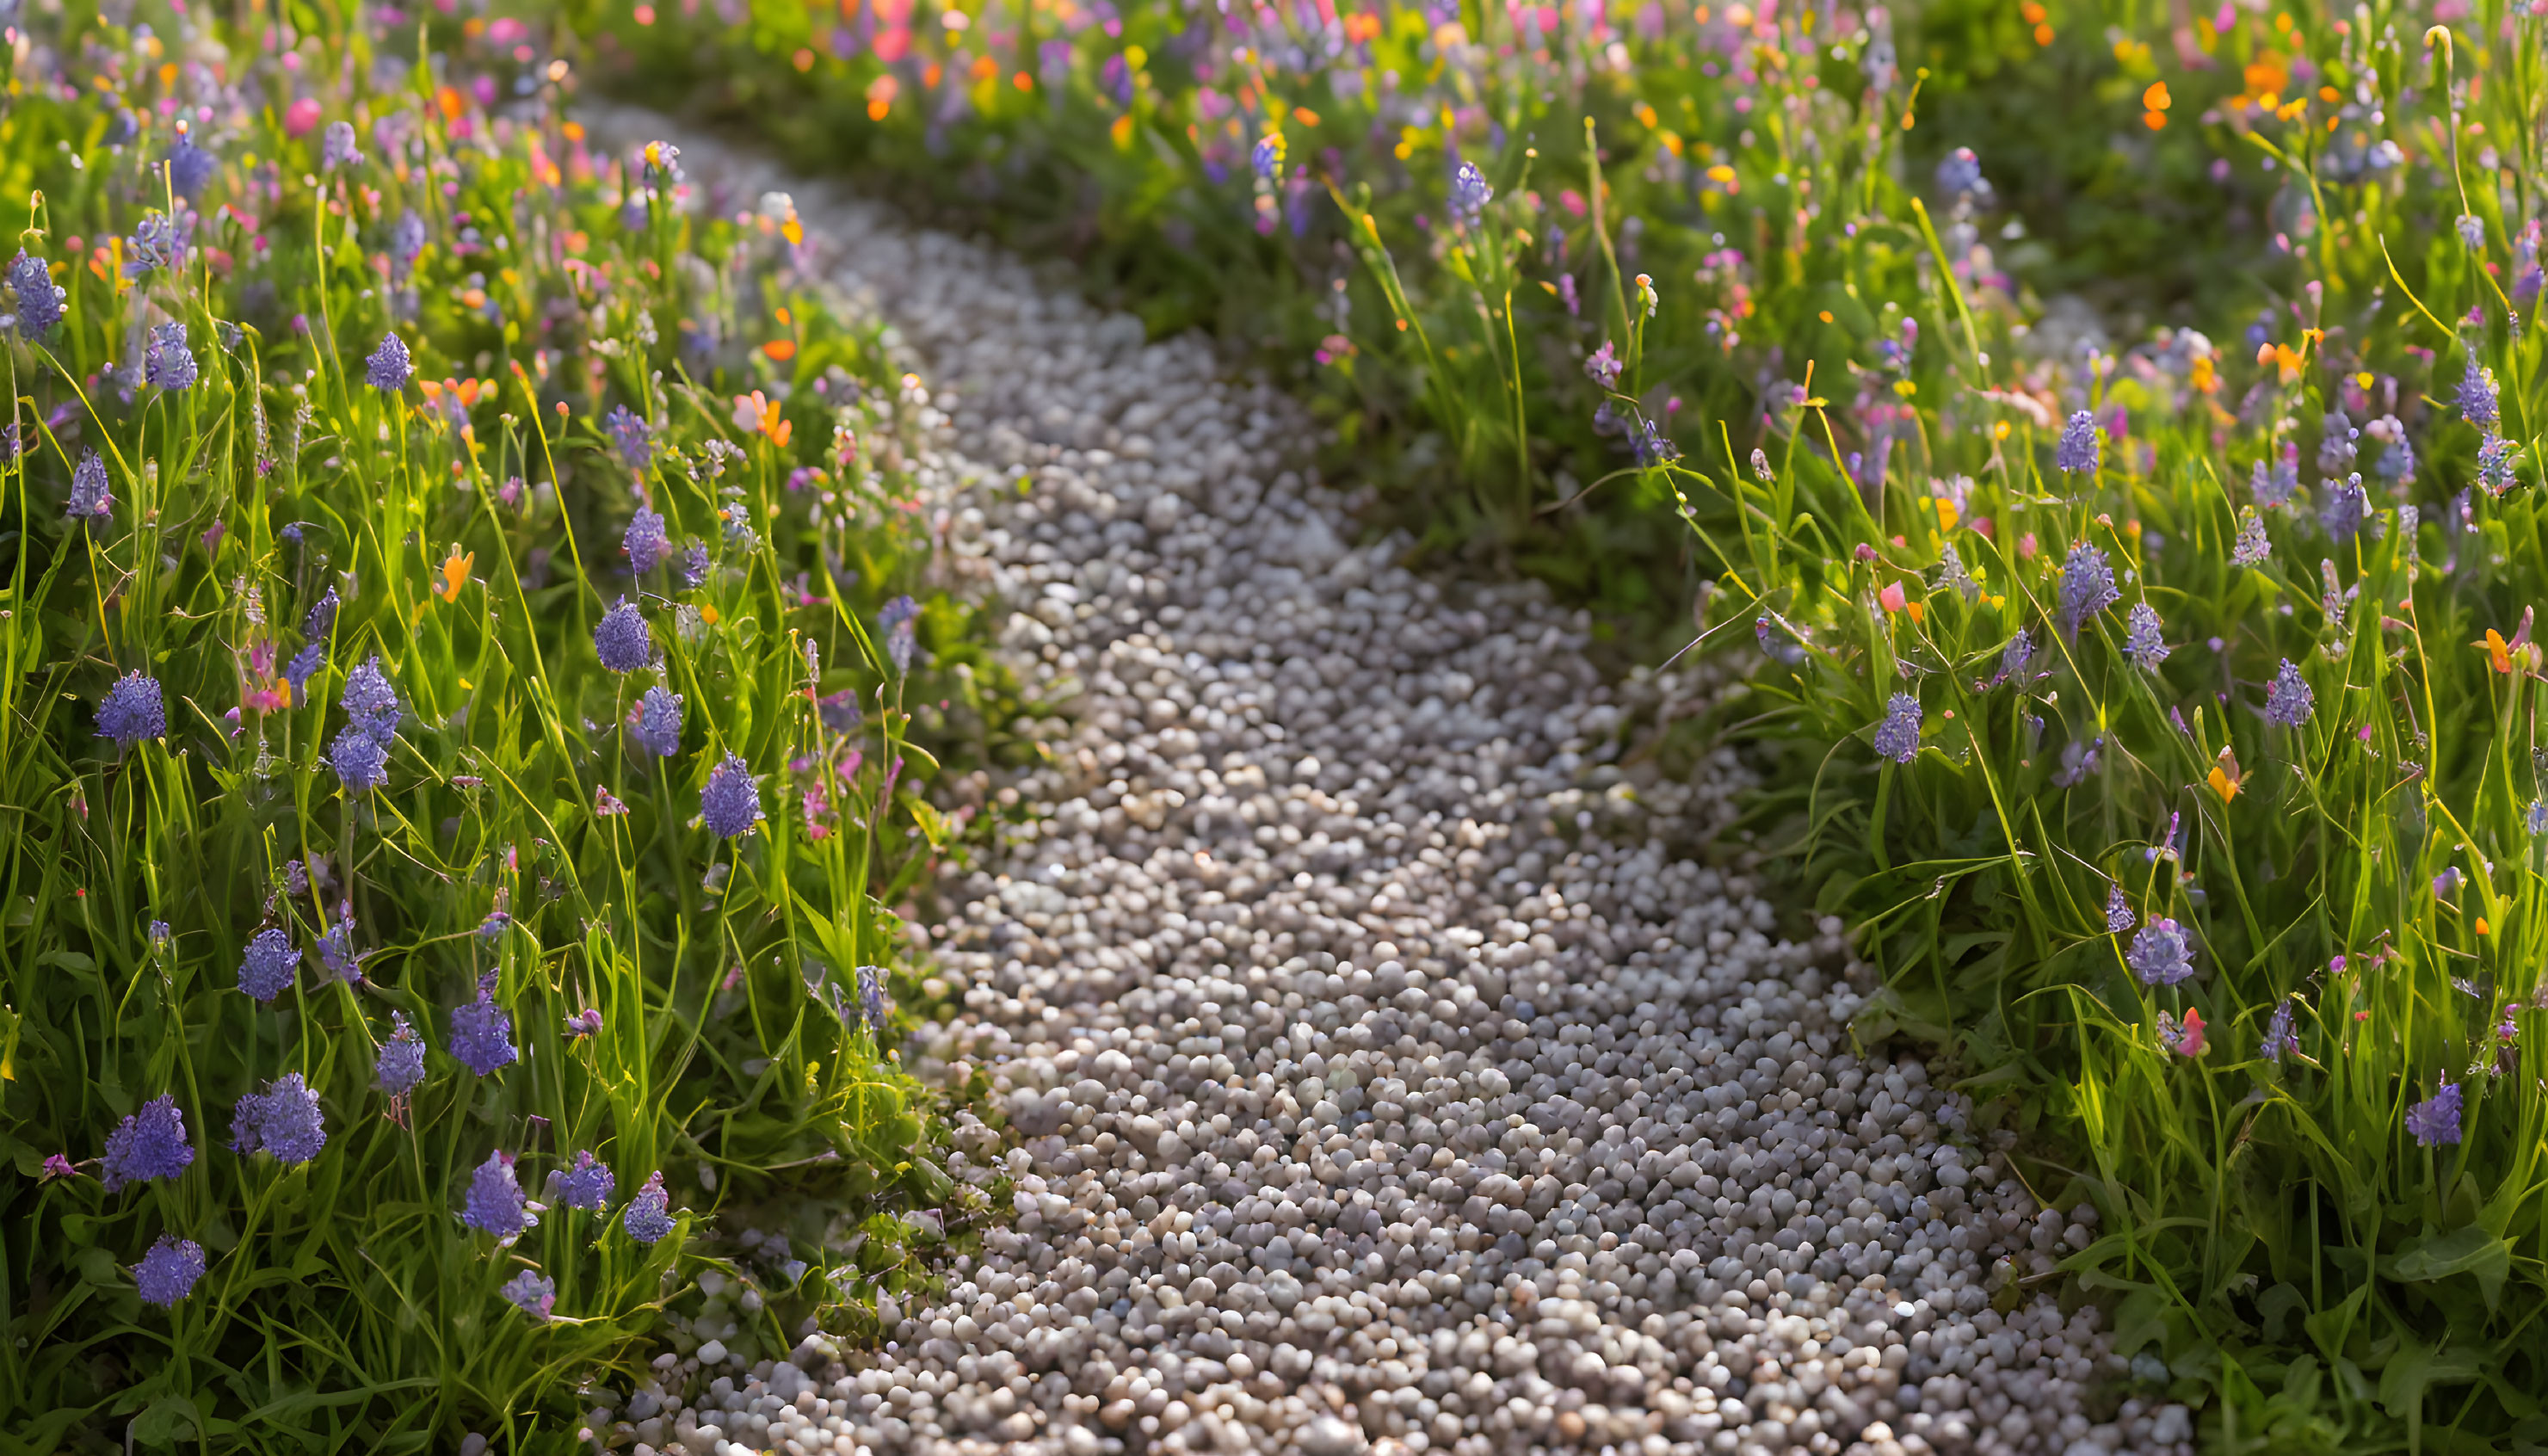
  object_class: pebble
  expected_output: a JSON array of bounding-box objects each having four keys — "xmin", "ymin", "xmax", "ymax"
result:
[{"xmin": 580, "ymin": 110, "xmax": 2191, "ymax": 1456}]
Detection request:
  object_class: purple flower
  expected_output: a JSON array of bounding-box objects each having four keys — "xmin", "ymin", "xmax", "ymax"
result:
[
  {"xmin": 2126, "ymin": 918, "xmax": 2194, "ymax": 985},
  {"xmin": 1755, "ymin": 616, "xmax": 1808, "ymax": 666},
  {"xmin": 2526, "ymin": 799, "xmax": 2548, "ymax": 836},
  {"xmin": 449, "ymin": 981, "xmax": 519, "ymax": 1076},
  {"xmin": 230, "ymin": 1072, "xmax": 325, "ymax": 1165},
  {"xmin": 102, "ymin": 1095, "xmax": 195, "ymax": 1191},
  {"xmin": 2433, "ymin": 866, "xmax": 2462, "ymax": 899},
  {"xmin": 632, "ymin": 685, "xmax": 683, "ymax": 757},
  {"xmin": 66, "ymin": 448, "xmax": 112, "ymax": 520},
  {"xmin": 1251, "ymin": 134, "xmax": 1282, "ymax": 182},
  {"xmin": 341, "ymin": 656, "xmax": 401, "ymax": 742},
  {"xmin": 318, "ymin": 910, "xmax": 362, "ymax": 983},
  {"xmin": 1633, "ymin": 418, "xmax": 1681, "ymax": 466},
  {"xmin": 1997, "ymin": 627, "xmax": 2034, "ymax": 685},
  {"xmin": 329, "ymin": 725, "xmax": 390, "ymax": 793},
  {"xmin": 2054, "ymin": 410, "xmax": 2099, "ymax": 474},
  {"xmin": 621, "ymin": 1170, "xmax": 676, "ymax": 1243},
  {"xmin": 2319, "ymin": 472, "xmax": 2366, "ymax": 541},
  {"xmin": 817, "ymin": 688, "xmax": 863, "ymax": 734},
  {"xmin": 2457, "ymin": 358, "xmax": 2499, "ymax": 432},
  {"xmin": 2231, "ymin": 508, "xmax": 2272, "ymax": 568},
  {"xmin": 145, "ymin": 321, "xmax": 197, "ymax": 392},
  {"xmin": 605, "ymin": 405, "xmax": 653, "ymax": 471},
  {"xmin": 858, "ymin": 965, "xmax": 890, "ymax": 1034},
  {"xmin": 237, "ymin": 927, "xmax": 299, "ymax": 1002},
  {"xmin": 96, "ymin": 672, "xmax": 166, "ymax": 744},
  {"xmin": 133, "ymin": 1237, "xmax": 207, "ymax": 1306},
  {"xmin": 2104, "ymin": 882, "xmax": 2133, "ymax": 933},
  {"xmin": 389, "ymin": 212, "xmax": 428, "ymax": 277},
  {"xmin": 2404, "ymin": 1079, "xmax": 2464, "ymax": 1146},
  {"xmin": 2251, "ymin": 446, "xmax": 2300, "ymax": 509},
  {"xmin": 2478, "ymin": 433, "xmax": 2520, "ymax": 496},
  {"xmin": 564, "ymin": 1008, "xmax": 603, "ymax": 1039},
  {"xmin": 6, "ymin": 250, "xmax": 66, "ymax": 338},
  {"xmin": 461, "ymin": 1150, "xmax": 538, "ymax": 1238},
  {"xmin": 1934, "ymin": 146, "xmax": 1986, "ymax": 199},
  {"xmin": 680, "ymin": 540, "xmax": 710, "ymax": 589},
  {"xmin": 2122, "ymin": 603, "xmax": 2169, "ymax": 668},
  {"xmin": 624, "ymin": 508, "xmax": 669, "ymax": 573},
  {"xmin": 1448, "ymin": 160, "xmax": 1494, "ymax": 227},
  {"xmin": 2259, "ymin": 1002, "xmax": 2300, "ymax": 1061},
  {"xmin": 500, "ymin": 1268, "xmax": 557, "ymax": 1319},
  {"xmin": 322, "ymin": 120, "xmax": 363, "ymax": 170},
  {"xmin": 2317, "ymin": 410, "xmax": 2359, "ymax": 477},
  {"xmin": 2058, "ymin": 542, "xmax": 2119, "ymax": 634},
  {"xmin": 594, "ymin": 597, "xmax": 651, "ymax": 674},
  {"xmin": 284, "ymin": 644, "xmax": 325, "ymax": 706},
  {"xmin": 2457, "ymin": 213, "xmax": 2486, "ymax": 250},
  {"xmin": 878, "ymin": 595, "xmax": 919, "ymax": 676},
  {"xmin": 2266, "ymin": 658, "xmax": 2315, "ymax": 727},
  {"xmin": 126, "ymin": 213, "xmax": 183, "ymax": 277},
  {"xmin": 365, "ymin": 333, "xmax": 410, "ymax": 390},
  {"xmin": 549, "ymin": 1150, "xmax": 617, "ymax": 1211},
  {"xmin": 1583, "ymin": 342, "xmax": 1623, "ymax": 391},
  {"xmin": 375, "ymin": 1011, "xmax": 427, "ymax": 1095},
  {"xmin": 701, "ymin": 753, "xmax": 762, "ymax": 839},
  {"xmin": 1872, "ymin": 693, "xmax": 1921, "ymax": 763},
  {"xmin": 475, "ymin": 910, "xmax": 512, "ymax": 940},
  {"xmin": 305, "ymin": 587, "xmax": 341, "ymax": 639},
  {"xmin": 164, "ymin": 133, "xmax": 217, "ymax": 200}
]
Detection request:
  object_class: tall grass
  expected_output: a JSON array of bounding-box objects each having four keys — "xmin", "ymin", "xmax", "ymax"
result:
[{"xmin": 0, "ymin": 3, "xmax": 1001, "ymax": 1445}]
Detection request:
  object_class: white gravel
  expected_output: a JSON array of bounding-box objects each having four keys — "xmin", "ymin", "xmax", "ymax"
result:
[{"xmin": 579, "ymin": 111, "xmax": 2186, "ymax": 1456}]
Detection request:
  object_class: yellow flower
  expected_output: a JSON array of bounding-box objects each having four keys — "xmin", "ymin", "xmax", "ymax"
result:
[{"xmin": 434, "ymin": 546, "xmax": 473, "ymax": 603}]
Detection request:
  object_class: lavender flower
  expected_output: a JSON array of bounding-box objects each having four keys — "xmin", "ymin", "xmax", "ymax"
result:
[
  {"xmin": 96, "ymin": 672, "xmax": 166, "ymax": 744},
  {"xmin": 230, "ymin": 1072, "xmax": 325, "ymax": 1165},
  {"xmin": 375, "ymin": 1011, "xmax": 427, "ymax": 1095},
  {"xmin": 365, "ymin": 333, "xmax": 410, "ymax": 390},
  {"xmin": 237, "ymin": 928, "xmax": 299, "ymax": 1002},
  {"xmin": 2457, "ymin": 357, "xmax": 2499, "ymax": 432},
  {"xmin": 2053, "ymin": 410, "xmax": 2099, "ymax": 474},
  {"xmin": 2318, "ymin": 472, "xmax": 2366, "ymax": 541},
  {"xmin": 2250, "ymin": 447, "xmax": 2300, "ymax": 509},
  {"xmin": 2121, "ymin": 603, "xmax": 2169, "ymax": 668},
  {"xmin": 2404, "ymin": 1079, "xmax": 2464, "ymax": 1146},
  {"xmin": 701, "ymin": 753, "xmax": 762, "ymax": 839},
  {"xmin": 1583, "ymin": 342, "xmax": 1623, "ymax": 391},
  {"xmin": 328, "ymin": 726, "xmax": 390, "ymax": 793},
  {"xmin": 126, "ymin": 213, "xmax": 183, "ymax": 277},
  {"xmin": 284, "ymin": 644, "xmax": 324, "ymax": 706},
  {"xmin": 305, "ymin": 587, "xmax": 341, "ymax": 639},
  {"xmin": 594, "ymin": 597, "xmax": 651, "ymax": 674},
  {"xmin": 449, "ymin": 980, "xmax": 519, "ymax": 1076},
  {"xmin": 66, "ymin": 448, "xmax": 112, "ymax": 520},
  {"xmin": 2058, "ymin": 542, "xmax": 2119, "ymax": 635},
  {"xmin": 102, "ymin": 1095, "xmax": 195, "ymax": 1191},
  {"xmin": 621, "ymin": 1170, "xmax": 676, "ymax": 1243},
  {"xmin": 624, "ymin": 508, "xmax": 669, "ymax": 573},
  {"xmin": 460, "ymin": 1151, "xmax": 538, "ymax": 1238},
  {"xmin": 2231, "ymin": 508, "xmax": 2272, "ymax": 568},
  {"xmin": 1872, "ymin": 693, "xmax": 1921, "ymax": 763},
  {"xmin": 680, "ymin": 540, "xmax": 710, "ymax": 589},
  {"xmin": 605, "ymin": 405, "xmax": 653, "ymax": 471},
  {"xmin": 2527, "ymin": 799, "xmax": 2548, "ymax": 836},
  {"xmin": 878, "ymin": 595, "xmax": 920, "ymax": 676},
  {"xmin": 2259, "ymin": 1003, "xmax": 2301, "ymax": 1061},
  {"xmin": 2316, "ymin": 410, "xmax": 2358, "ymax": 476},
  {"xmin": 500, "ymin": 1268, "xmax": 557, "ymax": 1319},
  {"xmin": 564, "ymin": 1008, "xmax": 603, "ymax": 1039},
  {"xmin": 2372, "ymin": 416, "xmax": 2415, "ymax": 484},
  {"xmin": 2266, "ymin": 658, "xmax": 2315, "ymax": 726},
  {"xmin": 318, "ymin": 910, "xmax": 362, "ymax": 983},
  {"xmin": 858, "ymin": 965, "xmax": 890, "ymax": 1034},
  {"xmin": 2433, "ymin": 867, "xmax": 2462, "ymax": 899},
  {"xmin": 144, "ymin": 321, "xmax": 197, "ymax": 392},
  {"xmin": 5, "ymin": 250, "xmax": 66, "ymax": 338},
  {"xmin": 631, "ymin": 685, "xmax": 683, "ymax": 757},
  {"xmin": 549, "ymin": 1151, "xmax": 617, "ymax": 1212},
  {"xmin": 164, "ymin": 133, "xmax": 217, "ymax": 200},
  {"xmin": 1996, "ymin": 628, "xmax": 2034, "ymax": 685},
  {"xmin": 817, "ymin": 688, "xmax": 864, "ymax": 734},
  {"xmin": 2104, "ymin": 883, "xmax": 2133, "ymax": 933},
  {"xmin": 322, "ymin": 120, "xmax": 363, "ymax": 170},
  {"xmin": 1448, "ymin": 161, "xmax": 1494, "ymax": 228},
  {"xmin": 133, "ymin": 1237, "xmax": 207, "ymax": 1307},
  {"xmin": 1934, "ymin": 147, "xmax": 1986, "ymax": 199},
  {"xmin": 2126, "ymin": 918, "xmax": 2195, "ymax": 985},
  {"xmin": 1633, "ymin": 419, "xmax": 1681, "ymax": 466},
  {"xmin": 341, "ymin": 656, "xmax": 401, "ymax": 743},
  {"xmin": 389, "ymin": 212, "xmax": 428, "ymax": 278},
  {"xmin": 2478, "ymin": 433, "xmax": 2520, "ymax": 496}
]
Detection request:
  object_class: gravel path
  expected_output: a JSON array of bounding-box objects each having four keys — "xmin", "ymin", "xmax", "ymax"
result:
[{"xmin": 583, "ymin": 112, "xmax": 2186, "ymax": 1456}]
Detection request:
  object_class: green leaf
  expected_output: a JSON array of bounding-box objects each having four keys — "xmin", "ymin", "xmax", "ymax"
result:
[{"xmin": 2384, "ymin": 1225, "xmax": 2513, "ymax": 1311}]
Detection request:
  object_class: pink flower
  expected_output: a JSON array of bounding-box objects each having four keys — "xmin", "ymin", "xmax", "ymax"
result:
[
  {"xmin": 1879, "ymin": 581, "xmax": 1908, "ymax": 614},
  {"xmin": 285, "ymin": 98, "xmax": 323, "ymax": 138}
]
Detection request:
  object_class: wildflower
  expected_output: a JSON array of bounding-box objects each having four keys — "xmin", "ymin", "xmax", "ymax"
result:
[
  {"xmin": 1449, "ymin": 161, "xmax": 1494, "ymax": 228},
  {"xmin": 2372, "ymin": 416, "xmax": 2415, "ymax": 484},
  {"xmin": 614, "ymin": 685, "xmax": 683, "ymax": 761},
  {"xmin": 389, "ymin": 213, "xmax": 428, "ymax": 277},
  {"xmin": 2157, "ymin": 1007, "xmax": 2208, "ymax": 1057},
  {"xmin": 145, "ymin": 322, "xmax": 198, "ymax": 392},
  {"xmin": 461, "ymin": 1150, "xmax": 539, "ymax": 1238},
  {"xmin": 731, "ymin": 390, "xmax": 790, "ymax": 446},
  {"xmin": 133, "ymin": 1237, "xmax": 207, "ymax": 1307},
  {"xmin": 2250, "ymin": 447, "xmax": 2300, "ymax": 509},
  {"xmin": 375, "ymin": 1011, "xmax": 427, "ymax": 1095},
  {"xmin": 622, "ymin": 1169, "xmax": 676, "ymax": 1243},
  {"xmin": 317, "ymin": 910, "xmax": 361, "ymax": 983},
  {"xmin": 230, "ymin": 1072, "xmax": 325, "ymax": 1165},
  {"xmin": 126, "ymin": 213, "xmax": 184, "ymax": 276},
  {"xmin": 2318, "ymin": 472, "xmax": 2366, "ymax": 541},
  {"xmin": 2433, "ymin": 866, "xmax": 2462, "ymax": 899},
  {"xmin": 475, "ymin": 910, "xmax": 511, "ymax": 940},
  {"xmin": 2317, "ymin": 410, "xmax": 2359, "ymax": 476},
  {"xmin": 305, "ymin": 587, "xmax": 341, "ymax": 640},
  {"xmin": 1935, "ymin": 542, "xmax": 1980, "ymax": 603},
  {"xmin": 281, "ymin": 644, "xmax": 324, "ymax": 707},
  {"xmin": 2528, "ymin": 799, "xmax": 2548, "ymax": 836},
  {"xmin": 356, "ymin": 332, "xmax": 414, "ymax": 393},
  {"xmin": 1872, "ymin": 693, "xmax": 1921, "ymax": 763},
  {"xmin": 96, "ymin": 672, "xmax": 166, "ymax": 744},
  {"xmin": 817, "ymin": 688, "xmax": 864, "ymax": 733},
  {"xmin": 2058, "ymin": 542, "xmax": 2119, "ymax": 635},
  {"xmin": 2259, "ymin": 1002, "xmax": 2301, "ymax": 1061},
  {"xmin": 237, "ymin": 927, "xmax": 299, "ymax": 1002},
  {"xmin": 2230, "ymin": 508, "xmax": 2271, "ymax": 567},
  {"xmin": 1251, "ymin": 132, "xmax": 1284, "ymax": 182},
  {"xmin": 2457, "ymin": 213, "xmax": 2486, "ymax": 251},
  {"xmin": 641, "ymin": 139, "xmax": 682, "ymax": 185},
  {"xmin": 550, "ymin": 1151, "xmax": 617, "ymax": 1211},
  {"xmin": 594, "ymin": 598, "xmax": 652, "ymax": 673},
  {"xmin": 5, "ymin": 250, "xmax": 66, "ymax": 338},
  {"xmin": 2127, "ymin": 918, "xmax": 2195, "ymax": 985},
  {"xmin": 101, "ymin": 1095, "xmax": 195, "ymax": 1191},
  {"xmin": 2477, "ymin": 433, "xmax": 2520, "ymax": 496},
  {"xmin": 701, "ymin": 753, "xmax": 762, "ymax": 838},
  {"xmin": 605, "ymin": 405, "xmax": 653, "ymax": 471},
  {"xmin": 164, "ymin": 132, "xmax": 217, "ymax": 200},
  {"xmin": 680, "ymin": 540, "xmax": 710, "ymax": 589},
  {"xmin": 148, "ymin": 921, "xmax": 173, "ymax": 950},
  {"xmin": 2105, "ymin": 882, "xmax": 2133, "ymax": 933},
  {"xmin": 450, "ymin": 978, "xmax": 519, "ymax": 1076},
  {"xmin": 1934, "ymin": 147, "xmax": 1987, "ymax": 200},
  {"xmin": 2054, "ymin": 734, "xmax": 2103, "ymax": 787},
  {"xmin": 2053, "ymin": 410, "xmax": 2099, "ymax": 474},
  {"xmin": 625, "ymin": 508, "xmax": 669, "ymax": 574},
  {"xmin": 323, "ymin": 120, "xmax": 363, "ymax": 169},
  {"xmin": 595, "ymin": 783, "xmax": 630, "ymax": 816},
  {"xmin": 1751, "ymin": 448, "xmax": 1774, "ymax": 482},
  {"xmin": 2266, "ymin": 659, "xmax": 2314, "ymax": 726},
  {"xmin": 1755, "ymin": 616, "xmax": 1809, "ymax": 666},
  {"xmin": 1996, "ymin": 628, "xmax": 2034, "ymax": 685},
  {"xmin": 1633, "ymin": 419, "xmax": 1681, "ymax": 466},
  {"xmin": 329, "ymin": 725, "xmax": 390, "ymax": 793},
  {"xmin": 858, "ymin": 965, "xmax": 890, "ymax": 1033},
  {"xmin": 879, "ymin": 595, "xmax": 920, "ymax": 675},
  {"xmin": 1583, "ymin": 342, "xmax": 1623, "ymax": 391},
  {"xmin": 500, "ymin": 1268, "xmax": 557, "ymax": 1319},
  {"xmin": 66, "ymin": 448, "xmax": 113, "ymax": 520},
  {"xmin": 564, "ymin": 1008, "xmax": 603, "ymax": 1039},
  {"xmin": 2457, "ymin": 357, "xmax": 2499, "ymax": 432},
  {"xmin": 2404, "ymin": 1079, "xmax": 2464, "ymax": 1146},
  {"xmin": 2122, "ymin": 603, "xmax": 2169, "ymax": 668}
]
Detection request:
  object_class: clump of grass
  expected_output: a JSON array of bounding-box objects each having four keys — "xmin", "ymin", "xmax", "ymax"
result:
[{"xmin": 0, "ymin": 3, "xmax": 1002, "ymax": 1446}]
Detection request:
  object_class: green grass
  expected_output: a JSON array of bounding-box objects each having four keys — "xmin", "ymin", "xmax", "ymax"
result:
[{"xmin": 0, "ymin": 4, "xmax": 1013, "ymax": 1447}]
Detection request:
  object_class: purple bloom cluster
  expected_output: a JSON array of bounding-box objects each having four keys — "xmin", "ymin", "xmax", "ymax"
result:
[
  {"xmin": 2126, "ymin": 918, "xmax": 2194, "ymax": 985},
  {"xmin": 96, "ymin": 672, "xmax": 166, "ymax": 744},
  {"xmin": 318, "ymin": 910, "xmax": 362, "ymax": 983},
  {"xmin": 878, "ymin": 595, "xmax": 920, "ymax": 676},
  {"xmin": 2404, "ymin": 1080, "xmax": 2463, "ymax": 1146},
  {"xmin": 625, "ymin": 507, "xmax": 670, "ymax": 573},
  {"xmin": 375, "ymin": 1011, "xmax": 428, "ymax": 1095},
  {"xmin": 1872, "ymin": 694, "xmax": 1920, "ymax": 764},
  {"xmin": 2318, "ymin": 472, "xmax": 2366, "ymax": 541},
  {"xmin": 237, "ymin": 927, "xmax": 299, "ymax": 1002},
  {"xmin": 501, "ymin": 1268, "xmax": 557, "ymax": 1319},
  {"xmin": 2053, "ymin": 410, "xmax": 2099, "ymax": 474},
  {"xmin": 145, "ymin": 321, "xmax": 197, "ymax": 391},
  {"xmin": 701, "ymin": 753, "xmax": 762, "ymax": 838},
  {"xmin": 102, "ymin": 1095, "xmax": 195, "ymax": 1192},
  {"xmin": 1448, "ymin": 161, "xmax": 1493, "ymax": 228},
  {"xmin": 2230, "ymin": 508, "xmax": 2271, "ymax": 567},
  {"xmin": 449, "ymin": 979, "xmax": 519, "ymax": 1076},
  {"xmin": 366, "ymin": 333, "xmax": 411, "ymax": 390},
  {"xmin": 2266, "ymin": 658, "xmax": 2315, "ymax": 727},
  {"xmin": 595, "ymin": 598, "xmax": 652, "ymax": 674},
  {"xmin": 329, "ymin": 726, "xmax": 390, "ymax": 793},
  {"xmin": 2058, "ymin": 543, "xmax": 2119, "ymax": 635},
  {"xmin": 632, "ymin": 685, "xmax": 684, "ymax": 757},
  {"xmin": 550, "ymin": 1151, "xmax": 617, "ymax": 1212},
  {"xmin": 323, "ymin": 120, "xmax": 364, "ymax": 170},
  {"xmin": 1582, "ymin": 342, "xmax": 1622, "ymax": 391},
  {"xmin": 817, "ymin": 688, "xmax": 864, "ymax": 734},
  {"xmin": 2121, "ymin": 603, "xmax": 2169, "ymax": 668},
  {"xmin": 2259, "ymin": 1002, "xmax": 2301, "ymax": 1061},
  {"xmin": 67, "ymin": 448, "xmax": 112, "ymax": 520},
  {"xmin": 621, "ymin": 1169, "xmax": 676, "ymax": 1243},
  {"xmin": 461, "ymin": 1151, "xmax": 537, "ymax": 1238},
  {"xmin": 341, "ymin": 657, "xmax": 402, "ymax": 743},
  {"xmin": 606, "ymin": 405, "xmax": 654, "ymax": 471},
  {"xmin": 2457, "ymin": 357, "xmax": 2499, "ymax": 432},
  {"xmin": 230, "ymin": 1072, "xmax": 326, "ymax": 1165},
  {"xmin": 2104, "ymin": 883, "xmax": 2133, "ymax": 934},
  {"xmin": 6, "ymin": 250, "xmax": 66, "ymax": 338},
  {"xmin": 133, "ymin": 1237, "xmax": 207, "ymax": 1307}
]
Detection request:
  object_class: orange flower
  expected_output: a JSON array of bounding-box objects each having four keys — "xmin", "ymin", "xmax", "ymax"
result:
[
  {"xmin": 434, "ymin": 546, "xmax": 473, "ymax": 603},
  {"xmin": 2475, "ymin": 606, "xmax": 2534, "ymax": 673},
  {"xmin": 731, "ymin": 391, "xmax": 792, "ymax": 447},
  {"xmin": 2206, "ymin": 744, "xmax": 2247, "ymax": 801}
]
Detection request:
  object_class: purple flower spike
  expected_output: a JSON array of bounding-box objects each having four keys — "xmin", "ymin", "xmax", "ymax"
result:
[
  {"xmin": 376, "ymin": 1011, "xmax": 427, "ymax": 1095},
  {"xmin": 594, "ymin": 597, "xmax": 651, "ymax": 674},
  {"xmin": 549, "ymin": 1150, "xmax": 617, "ymax": 1212},
  {"xmin": 501, "ymin": 1268, "xmax": 557, "ymax": 1319},
  {"xmin": 96, "ymin": 672, "xmax": 166, "ymax": 744},
  {"xmin": 2405, "ymin": 1079, "xmax": 2464, "ymax": 1146},
  {"xmin": 622, "ymin": 1170, "xmax": 676, "ymax": 1244},
  {"xmin": 460, "ymin": 1150, "xmax": 538, "ymax": 1239},
  {"xmin": 632, "ymin": 685, "xmax": 683, "ymax": 757},
  {"xmin": 133, "ymin": 1237, "xmax": 207, "ymax": 1306},
  {"xmin": 2266, "ymin": 659, "xmax": 2314, "ymax": 726},
  {"xmin": 701, "ymin": 753, "xmax": 762, "ymax": 838},
  {"xmin": 238, "ymin": 927, "xmax": 299, "ymax": 1002},
  {"xmin": 449, "ymin": 982, "xmax": 519, "ymax": 1076},
  {"xmin": 1872, "ymin": 693, "xmax": 1921, "ymax": 763},
  {"xmin": 625, "ymin": 508, "xmax": 670, "ymax": 574},
  {"xmin": 2259, "ymin": 1002, "xmax": 2301, "ymax": 1061},
  {"xmin": 102, "ymin": 1095, "xmax": 195, "ymax": 1191},
  {"xmin": 366, "ymin": 333, "xmax": 411, "ymax": 390},
  {"xmin": 67, "ymin": 448, "xmax": 113, "ymax": 520},
  {"xmin": 2054, "ymin": 410, "xmax": 2099, "ymax": 474},
  {"xmin": 8, "ymin": 250, "xmax": 68, "ymax": 339},
  {"xmin": 231, "ymin": 1072, "xmax": 325, "ymax": 1165},
  {"xmin": 2126, "ymin": 918, "xmax": 2194, "ymax": 985}
]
